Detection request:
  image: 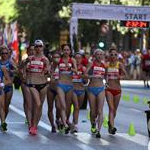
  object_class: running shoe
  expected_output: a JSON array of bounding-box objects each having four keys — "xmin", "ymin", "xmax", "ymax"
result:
[
  {"xmin": 71, "ymin": 125, "xmax": 78, "ymax": 134},
  {"xmin": 91, "ymin": 123, "xmax": 97, "ymax": 134},
  {"xmin": 58, "ymin": 124, "xmax": 64, "ymax": 133},
  {"xmin": 25, "ymin": 119, "xmax": 28, "ymax": 125},
  {"xmin": 32, "ymin": 127, "xmax": 37, "ymax": 135},
  {"xmin": 56, "ymin": 120, "xmax": 61, "ymax": 130},
  {"xmin": 108, "ymin": 127, "xmax": 117, "ymax": 135},
  {"xmin": 64, "ymin": 126, "xmax": 70, "ymax": 134},
  {"xmin": 96, "ymin": 131, "xmax": 101, "ymax": 138},
  {"xmin": 51, "ymin": 126, "xmax": 57, "ymax": 133},
  {"xmin": 29, "ymin": 127, "xmax": 37, "ymax": 135},
  {"xmin": 1, "ymin": 122, "xmax": 7, "ymax": 131},
  {"xmin": 108, "ymin": 121, "xmax": 117, "ymax": 135}
]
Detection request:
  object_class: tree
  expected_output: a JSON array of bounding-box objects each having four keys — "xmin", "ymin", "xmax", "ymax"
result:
[{"xmin": 16, "ymin": 0, "xmax": 70, "ymax": 44}]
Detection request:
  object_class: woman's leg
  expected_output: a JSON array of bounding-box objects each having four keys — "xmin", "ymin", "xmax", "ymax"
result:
[
  {"xmin": 0, "ymin": 93, "xmax": 5, "ymax": 123},
  {"xmin": 0, "ymin": 93, "xmax": 7, "ymax": 131},
  {"xmin": 114, "ymin": 94, "xmax": 121, "ymax": 119},
  {"xmin": 88, "ymin": 92, "xmax": 97, "ymax": 133},
  {"xmin": 78, "ymin": 94, "xmax": 85, "ymax": 108},
  {"xmin": 47, "ymin": 89, "xmax": 56, "ymax": 131},
  {"xmin": 21, "ymin": 83, "xmax": 27, "ymax": 119},
  {"xmin": 55, "ymin": 96, "xmax": 61, "ymax": 124},
  {"xmin": 65, "ymin": 89, "xmax": 73, "ymax": 127},
  {"xmin": 37, "ymin": 86, "xmax": 47, "ymax": 124},
  {"xmin": 4, "ymin": 90, "xmax": 13, "ymax": 119},
  {"xmin": 72, "ymin": 93, "xmax": 85, "ymax": 125},
  {"xmin": 106, "ymin": 92, "xmax": 115, "ymax": 128},
  {"xmin": 29, "ymin": 88, "xmax": 41, "ymax": 128},
  {"xmin": 72, "ymin": 93, "xmax": 79, "ymax": 126},
  {"xmin": 57, "ymin": 87, "xmax": 68, "ymax": 127},
  {"xmin": 96, "ymin": 91, "xmax": 105, "ymax": 132},
  {"xmin": 21, "ymin": 84, "xmax": 32, "ymax": 127}
]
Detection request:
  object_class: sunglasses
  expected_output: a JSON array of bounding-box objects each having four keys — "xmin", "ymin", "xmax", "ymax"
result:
[
  {"xmin": 110, "ymin": 53, "xmax": 117, "ymax": 57},
  {"xmin": 2, "ymin": 52, "xmax": 8, "ymax": 55},
  {"xmin": 35, "ymin": 45, "xmax": 43, "ymax": 48}
]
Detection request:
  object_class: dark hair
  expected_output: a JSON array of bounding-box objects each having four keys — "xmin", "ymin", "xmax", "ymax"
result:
[
  {"xmin": 0, "ymin": 46, "xmax": 8, "ymax": 53},
  {"xmin": 75, "ymin": 52, "xmax": 83, "ymax": 57},
  {"xmin": 109, "ymin": 47, "xmax": 118, "ymax": 53},
  {"xmin": 52, "ymin": 50, "xmax": 61, "ymax": 56},
  {"xmin": 61, "ymin": 43, "xmax": 71, "ymax": 51},
  {"xmin": 27, "ymin": 44, "xmax": 34, "ymax": 51}
]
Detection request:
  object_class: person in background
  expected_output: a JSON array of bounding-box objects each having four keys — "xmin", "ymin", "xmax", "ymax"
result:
[
  {"xmin": 141, "ymin": 49, "xmax": 150, "ymax": 88},
  {"xmin": 71, "ymin": 52, "xmax": 86, "ymax": 133},
  {"xmin": 0, "ymin": 46, "xmax": 12, "ymax": 131},
  {"xmin": 132, "ymin": 49, "xmax": 141, "ymax": 80},
  {"xmin": 47, "ymin": 51, "xmax": 61, "ymax": 132},
  {"xmin": 0, "ymin": 46, "xmax": 15, "ymax": 121},
  {"xmin": 19, "ymin": 44, "xmax": 35, "ymax": 126}
]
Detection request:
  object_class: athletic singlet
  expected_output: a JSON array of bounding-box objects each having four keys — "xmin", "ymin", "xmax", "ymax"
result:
[
  {"xmin": 0, "ymin": 60, "xmax": 14, "ymax": 77},
  {"xmin": 107, "ymin": 62, "xmax": 121, "ymax": 80},
  {"xmin": 142, "ymin": 54, "xmax": 150, "ymax": 70},
  {"xmin": 0, "ymin": 64, "xmax": 3, "ymax": 83},
  {"xmin": 52, "ymin": 67, "xmax": 59, "ymax": 80},
  {"xmin": 58, "ymin": 57, "xmax": 73, "ymax": 75},
  {"xmin": 72, "ymin": 65, "xmax": 84, "ymax": 83},
  {"xmin": 27, "ymin": 56, "xmax": 46, "ymax": 73},
  {"xmin": 91, "ymin": 61, "xmax": 105, "ymax": 78}
]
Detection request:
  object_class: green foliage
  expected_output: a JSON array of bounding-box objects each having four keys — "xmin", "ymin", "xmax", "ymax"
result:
[
  {"xmin": 0, "ymin": 0, "xmax": 17, "ymax": 22},
  {"xmin": 1, "ymin": 0, "xmax": 150, "ymax": 46},
  {"xmin": 16, "ymin": 0, "xmax": 69, "ymax": 43}
]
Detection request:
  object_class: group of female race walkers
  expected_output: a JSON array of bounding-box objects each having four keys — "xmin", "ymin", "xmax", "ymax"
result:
[{"xmin": 0, "ymin": 39, "xmax": 129, "ymax": 138}]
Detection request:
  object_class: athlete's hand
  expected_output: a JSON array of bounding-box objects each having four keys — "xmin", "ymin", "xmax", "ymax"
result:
[
  {"xmin": 82, "ymin": 74, "xmax": 89, "ymax": 79},
  {"xmin": 1, "ymin": 66, "xmax": 8, "ymax": 72}
]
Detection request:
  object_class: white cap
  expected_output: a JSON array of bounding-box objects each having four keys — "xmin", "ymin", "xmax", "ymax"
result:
[
  {"xmin": 79, "ymin": 49, "xmax": 85, "ymax": 55},
  {"xmin": 136, "ymin": 49, "xmax": 140, "ymax": 52},
  {"xmin": 93, "ymin": 49, "xmax": 103, "ymax": 55},
  {"xmin": 34, "ymin": 39, "xmax": 44, "ymax": 46}
]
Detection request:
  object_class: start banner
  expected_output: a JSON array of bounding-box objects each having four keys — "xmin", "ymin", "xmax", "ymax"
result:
[{"xmin": 72, "ymin": 3, "xmax": 150, "ymax": 21}]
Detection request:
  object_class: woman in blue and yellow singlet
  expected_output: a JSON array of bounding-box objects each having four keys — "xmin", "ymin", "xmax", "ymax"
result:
[{"xmin": 0, "ymin": 46, "xmax": 15, "ymax": 120}]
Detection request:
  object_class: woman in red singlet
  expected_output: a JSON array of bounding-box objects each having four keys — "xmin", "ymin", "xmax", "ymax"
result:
[
  {"xmin": 141, "ymin": 49, "xmax": 150, "ymax": 88},
  {"xmin": 47, "ymin": 51, "xmax": 61, "ymax": 132},
  {"xmin": 71, "ymin": 52, "xmax": 86, "ymax": 133},
  {"xmin": 57, "ymin": 44, "xmax": 77, "ymax": 134},
  {"xmin": 26, "ymin": 40, "xmax": 49, "ymax": 135},
  {"xmin": 85, "ymin": 49, "xmax": 106, "ymax": 138}
]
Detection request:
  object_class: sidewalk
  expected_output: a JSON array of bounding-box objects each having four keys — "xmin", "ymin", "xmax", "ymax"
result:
[{"xmin": 120, "ymin": 80, "xmax": 147, "ymax": 88}]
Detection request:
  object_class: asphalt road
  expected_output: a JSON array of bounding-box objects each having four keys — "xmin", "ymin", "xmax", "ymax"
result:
[{"xmin": 1, "ymin": 81, "xmax": 150, "ymax": 150}]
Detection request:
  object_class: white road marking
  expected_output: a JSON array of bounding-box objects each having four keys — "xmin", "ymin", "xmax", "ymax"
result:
[
  {"xmin": 75, "ymin": 132, "xmax": 110, "ymax": 146},
  {"xmin": 10, "ymin": 131, "xmax": 51, "ymax": 144},
  {"xmin": 9, "ymin": 105, "xmax": 97, "ymax": 150},
  {"xmin": 148, "ymin": 141, "xmax": 150, "ymax": 150},
  {"xmin": 116, "ymin": 133, "xmax": 148, "ymax": 146},
  {"xmin": 9, "ymin": 105, "xmax": 52, "ymax": 131},
  {"xmin": 10, "ymin": 105, "xmax": 149, "ymax": 148},
  {"xmin": 129, "ymin": 108, "xmax": 143, "ymax": 113},
  {"xmin": 77, "ymin": 143, "xmax": 96, "ymax": 150},
  {"xmin": 6, "ymin": 121, "xmax": 25, "ymax": 124}
]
